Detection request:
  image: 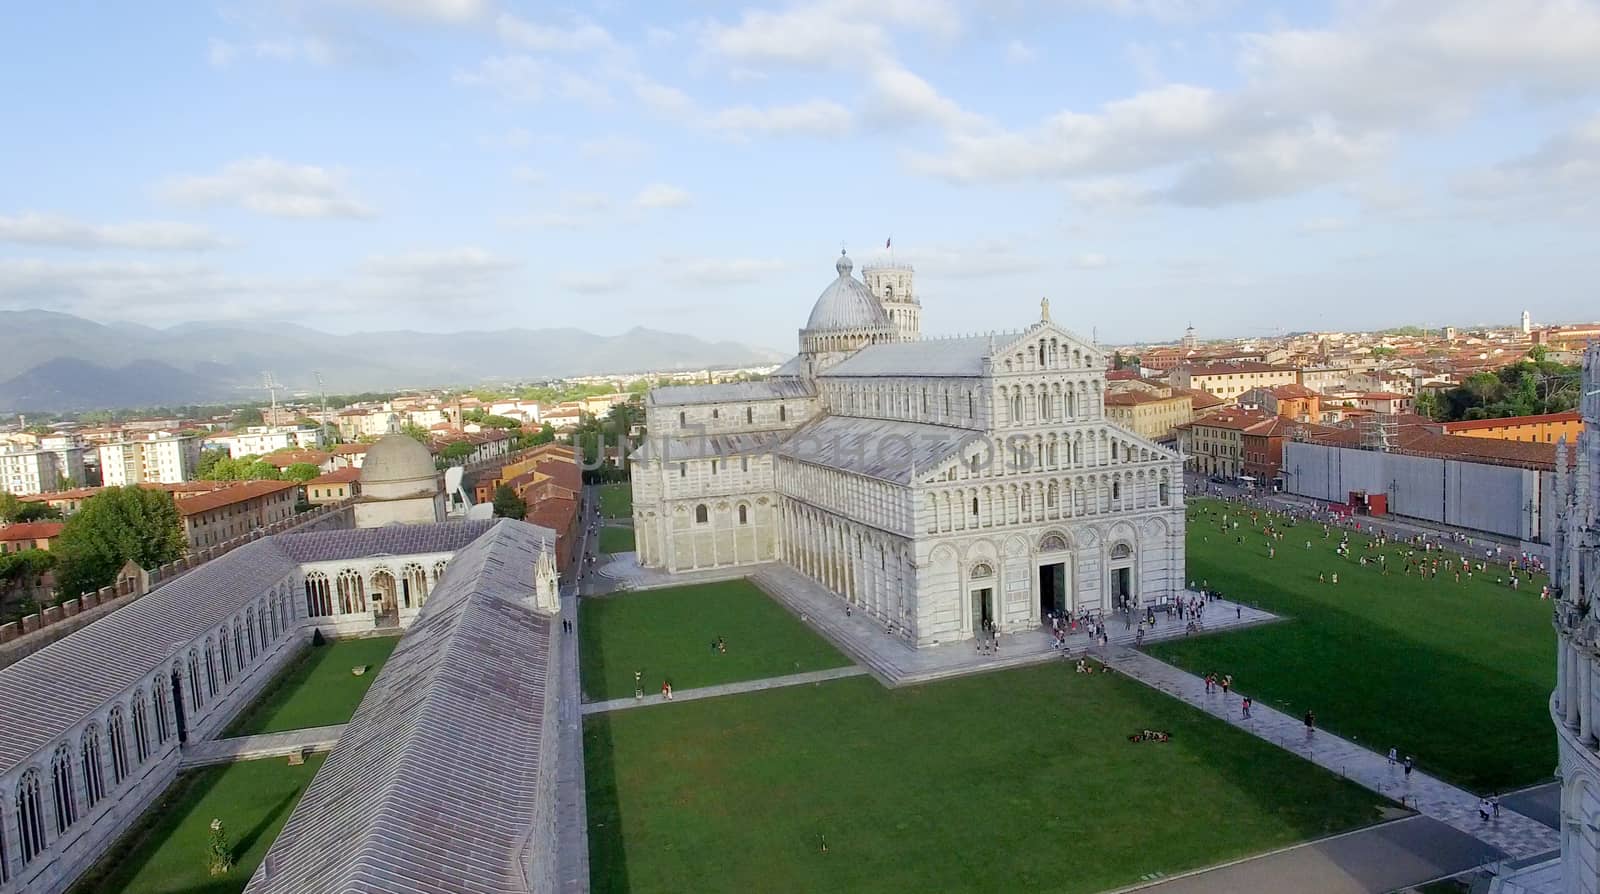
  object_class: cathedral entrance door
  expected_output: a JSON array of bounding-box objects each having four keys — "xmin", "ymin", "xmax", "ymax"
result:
[
  {"xmin": 1038, "ymin": 562, "xmax": 1066, "ymax": 619},
  {"xmin": 1111, "ymin": 567, "xmax": 1132, "ymax": 608},
  {"xmin": 970, "ymin": 587, "xmax": 994, "ymax": 635}
]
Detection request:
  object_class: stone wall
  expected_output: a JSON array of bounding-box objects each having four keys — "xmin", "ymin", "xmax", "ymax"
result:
[{"xmin": 0, "ymin": 501, "xmax": 354, "ymax": 670}]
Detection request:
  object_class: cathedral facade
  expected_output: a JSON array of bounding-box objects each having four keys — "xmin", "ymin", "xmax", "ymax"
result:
[{"xmin": 631, "ymin": 251, "xmax": 1186, "ymax": 648}]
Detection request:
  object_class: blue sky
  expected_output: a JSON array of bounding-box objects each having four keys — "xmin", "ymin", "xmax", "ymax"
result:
[{"xmin": 2, "ymin": 0, "xmax": 1599, "ymax": 351}]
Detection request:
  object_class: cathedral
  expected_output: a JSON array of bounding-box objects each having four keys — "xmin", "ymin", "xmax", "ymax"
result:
[{"xmin": 631, "ymin": 250, "xmax": 1186, "ymax": 647}]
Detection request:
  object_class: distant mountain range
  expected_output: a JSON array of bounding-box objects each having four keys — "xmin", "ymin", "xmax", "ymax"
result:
[{"xmin": 0, "ymin": 310, "xmax": 787, "ymax": 413}]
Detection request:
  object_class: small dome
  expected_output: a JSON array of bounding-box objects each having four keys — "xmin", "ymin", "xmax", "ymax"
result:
[
  {"xmin": 806, "ymin": 250, "xmax": 890, "ymax": 331},
  {"xmin": 360, "ymin": 434, "xmax": 435, "ymax": 489}
]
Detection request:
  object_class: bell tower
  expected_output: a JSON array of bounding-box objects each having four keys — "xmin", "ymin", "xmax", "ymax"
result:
[{"xmin": 863, "ymin": 262, "xmax": 920, "ymax": 342}]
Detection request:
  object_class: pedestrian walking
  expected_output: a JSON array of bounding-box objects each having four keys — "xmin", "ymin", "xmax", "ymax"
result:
[
  {"xmin": 1304, "ymin": 710, "xmax": 1316, "ymax": 733},
  {"xmin": 1478, "ymin": 798, "xmax": 1491, "ymax": 821},
  {"xmin": 662, "ymin": 680, "xmax": 673, "ymax": 700},
  {"xmin": 634, "ymin": 670, "xmax": 644, "ymax": 701},
  {"xmin": 1403, "ymin": 756, "xmax": 1414, "ymax": 779},
  {"xmin": 1387, "ymin": 747, "xmax": 1397, "ymax": 767},
  {"xmin": 1241, "ymin": 696, "xmax": 1252, "ymax": 719}
]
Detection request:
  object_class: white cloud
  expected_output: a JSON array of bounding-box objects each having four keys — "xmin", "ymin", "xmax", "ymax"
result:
[
  {"xmin": 1005, "ymin": 40, "xmax": 1036, "ymax": 65},
  {"xmin": 1452, "ymin": 113, "xmax": 1600, "ymax": 217},
  {"xmin": 709, "ymin": 100, "xmax": 852, "ymax": 138},
  {"xmin": 1296, "ymin": 216, "xmax": 1349, "ymax": 234},
  {"xmin": 1071, "ymin": 252, "xmax": 1110, "ymax": 269},
  {"xmin": 156, "ymin": 158, "xmax": 373, "ymax": 219},
  {"xmin": 454, "ymin": 55, "xmax": 613, "ymax": 105},
  {"xmin": 207, "ymin": 36, "xmax": 333, "ymax": 67},
  {"xmin": 579, "ymin": 135, "xmax": 652, "ymax": 162},
  {"xmin": 662, "ymin": 257, "xmax": 787, "ymax": 287},
  {"xmin": 908, "ymin": 240, "xmax": 1044, "ymax": 279},
  {"xmin": 510, "ymin": 165, "xmax": 544, "ymax": 185},
  {"xmin": 479, "ymin": 127, "xmax": 534, "ymax": 151},
  {"xmin": 0, "ymin": 213, "xmax": 225, "ymax": 251},
  {"xmin": 1161, "ymin": 122, "xmax": 1387, "ymax": 206},
  {"xmin": 359, "ymin": 246, "xmax": 517, "ymax": 279},
  {"xmin": 1076, "ymin": 0, "xmax": 1235, "ymax": 24},
  {"xmin": 351, "ymin": 0, "xmax": 489, "ymax": 24},
  {"xmin": 0, "ymin": 258, "xmax": 297, "ymax": 321},
  {"xmin": 634, "ymin": 184, "xmax": 692, "ymax": 210},
  {"xmin": 866, "ymin": 65, "xmax": 986, "ymax": 132},
  {"xmin": 496, "ymin": 13, "xmax": 617, "ymax": 53},
  {"xmin": 558, "ymin": 271, "xmax": 630, "ymax": 294},
  {"xmin": 701, "ymin": 0, "xmax": 961, "ymax": 69}
]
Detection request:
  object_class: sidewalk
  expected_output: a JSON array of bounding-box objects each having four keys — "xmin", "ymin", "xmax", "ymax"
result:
[
  {"xmin": 753, "ymin": 564, "xmax": 1279, "ymax": 687},
  {"xmin": 1106, "ymin": 646, "xmax": 1559, "ymax": 860},
  {"xmin": 581, "ymin": 666, "xmax": 868, "ymax": 715}
]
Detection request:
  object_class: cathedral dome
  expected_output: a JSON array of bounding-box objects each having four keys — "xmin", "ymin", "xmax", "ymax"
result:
[
  {"xmin": 360, "ymin": 433, "xmax": 437, "ymax": 499},
  {"xmin": 805, "ymin": 250, "xmax": 891, "ymax": 331}
]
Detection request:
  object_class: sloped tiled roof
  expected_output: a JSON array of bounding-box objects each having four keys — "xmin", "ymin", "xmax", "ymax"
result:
[
  {"xmin": 647, "ymin": 380, "xmax": 814, "ymax": 407},
  {"xmin": 776, "ymin": 415, "xmax": 978, "ymax": 484},
  {"xmin": 820, "ymin": 335, "xmax": 993, "ymax": 378},
  {"xmin": 176, "ymin": 479, "xmax": 297, "ymax": 516},
  {"xmin": 243, "ymin": 519, "xmax": 559, "ymax": 894},
  {"xmin": 278, "ymin": 518, "xmax": 497, "ymax": 564}
]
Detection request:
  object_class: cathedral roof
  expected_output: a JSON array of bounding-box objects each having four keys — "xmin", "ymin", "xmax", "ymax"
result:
[
  {"xmin": 647, "ymin": 379, "xmax": 813, "ymax": 407},
  {"xmin": 775, "ymin": 415, "xmax": 979, "ymax": 484},
  {"xmin": 630, "ymin": 430, "xmax": 787, "ymax": 463},
  {"xmin": 804, "ymin": 250, "xmax": 891, "ymax": 332},
  {"xmin": 820, "ymin": 335, "xmax": 994, "ymax": 378}
]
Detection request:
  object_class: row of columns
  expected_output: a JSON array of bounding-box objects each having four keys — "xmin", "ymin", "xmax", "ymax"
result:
[
  {"xmin": 781, "ymin": 499, "xmax": 912, "ymax": 627},
  {"xmin": 926, "ymin": 471, "xmax": 1173, "ymax": 535}
]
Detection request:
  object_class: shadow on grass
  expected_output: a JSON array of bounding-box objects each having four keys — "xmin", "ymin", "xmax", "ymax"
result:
[
  {"xmin": 583, "ymin": 711, "xmax": 632, "ymax": 894},
  {"xmin": 221, "ymin": 639, "xmax": 314, "ymax": 738},
  {"xmin": 234, "ymin": 789, "xmax": 300, "ymax": 857}
]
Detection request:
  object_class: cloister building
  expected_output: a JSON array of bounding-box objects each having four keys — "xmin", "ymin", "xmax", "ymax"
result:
[
  {"xmin": 0, "ymin": 517, "xmax": 560, "ymax": 894},
  {"xmin": 631, "ymin": 250, "xmax": 1187, "ymax": 648}
]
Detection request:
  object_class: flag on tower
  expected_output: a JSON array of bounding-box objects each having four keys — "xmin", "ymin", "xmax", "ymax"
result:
[{"xmin": 885, "ymin": 236, "xmax": 891, "ymax": 249}]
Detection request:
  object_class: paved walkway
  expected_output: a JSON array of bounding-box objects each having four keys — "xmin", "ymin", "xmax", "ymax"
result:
[
  {"xmin": 581, "ymin": 665, "xmax": 868, "ymax": 715},
  {"xmin": 178, "ymin": 724, "xmax": 345, "ymax": 768},
  {"xmin": 753, "ymin": 564, "xmax": 1279, "ymax": 687},
  {"xmin": 588, "ymin": 553, "xmax": 750, "ymax": 595},
  {"xmin": 1125, "ymin": 815, "xmax": 1511, "ymax": 894},
  {"xmin": 554, "ymin": 489, "xmax": 599, "ymax": 894},
  {"xmin": 1107, "ymin": 646, "xmax": 1560, "ymax": 860}
]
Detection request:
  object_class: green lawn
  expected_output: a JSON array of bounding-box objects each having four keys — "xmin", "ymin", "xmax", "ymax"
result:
[
  {"xmin": 580, "ymin": 580, "xmax": 850, "ymax": 702},
  {"xmin": 598, "ymin": 482, "xmax": 633, "ymax": 518},
  {"xmin": 586, "ymin": 665, "xmax": 1389, "ymax": 894},
  {"xmin": 223, "ymin": 636, "xmax": 400, "ymax": 737},
  {"xmin": 70, "ymin": 755, "xmax": 325, "ymax": 894},
  {"xmin": 1148, "ymin": 499, "xmax": 1554, "ymax": 793},
  {"xmin": 599, "ymin": 525, "xmax": 635, "ymax": 554}
]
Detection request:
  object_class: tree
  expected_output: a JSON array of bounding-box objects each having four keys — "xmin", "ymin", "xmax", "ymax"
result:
[
  {"xmin": 53, "ymin": 487, "xmax": 186, "ymax": 598},
  {"xmin": 1414, "ymin": 389, "xmax": 1442, "ymax": 421},
  {"xmin": 282, "ymin": 463, "xmax": 322, "ymax": 482},
  {"xmin": 13, "ymin": 502, "xmax": 63, "ymax": 523},
  {"xmin": 0, "ymin": 492, "xmax": 20, "ymax": 523},
  {"xmin": 1528, "ymin": 344, "xmax": 1550, "ymax": 363},
  {"xmin": 232, "ymin": 407, "xmax": 264, "ymax": 426},
  {"xmin": 480, "ymin": 414, "xmax": 522, "ymax": 430},
  {"xmin": 196, "ymin": 448, "xmax": 230, "ymax": 480},
  {"xmin": 401, "ymin": 422, "xmax": 431, "ymax": 443},
  {"xmin": 440, "ymin": 442, "xmax": 474, "ymax": 463},
  {"xmin": 0, "ymin": 549, "xmax": 55, "ymax": 618},
  {"xmin": 492, "ymin": 484, "xmax": 526, "ymax": 520},
  {"xmin": 1369, "ymin": 346, "xmax": 1399, "ymax": 359}
]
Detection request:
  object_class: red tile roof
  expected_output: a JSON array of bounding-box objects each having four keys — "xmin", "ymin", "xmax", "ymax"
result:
[
  {"xmin": 1442, "ymin": 411, "xmax": 1581, "ymax": 433},
  {"xmin": 0, "ymin": 522, "xmax": 65, "ymax": 542},
  {"xmin": 308, "ymin": 468, "xmax": 362, "ymax": 485},
  {"xmin": 176, "ymin": 479, "xmax": 297, "ymax": 516},
  {"xmin": 262, "ymin": 449, "xmax": 331, "ymax": 468}
]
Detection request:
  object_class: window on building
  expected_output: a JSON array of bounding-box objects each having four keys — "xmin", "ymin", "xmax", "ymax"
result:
[
  {"xmin": 81, "ymin": 726, "xmax": 106, "ymax": 808},
  {"xmin": 746, "ymin": 407, "xmax": 753, "ymax": 423},
  {"xmin": 108, "ymin": 706, "xmax": 129, "ymax": 784},
  {"xmin": 741, "ymin": 457, "xmax": 749, "ymax": 472},
  {"xmin": 132, "ymin": 696, "xmax": 150, "ymax": 763},
  {"xmin": 738, "ymin": 505, "xmax": 748, "ymax": 524},
  {"xmin": 1112, "ymin": 481, "xmax": 1121, "ymax": 500},
  {"xmin": 16, "ymin": 770, "xmax": 45, "ymax": 866},
  {"xmin": 679, "ymin": 463, "xmax": 687, "ymax": 478},
  {"xmin": 51, "ymin": 744, "xmax": 76, "ymax": 834},
  {"xmin": 695, "ymin": 504, "xmax": 708, "ymax": 524},
  {"xmin": 780, "ymin": 405, "xmax": 787, "ymax": 422},
  {"xmin": 710, "ymin": 460, "xmax": 718, "ymax": 474}
]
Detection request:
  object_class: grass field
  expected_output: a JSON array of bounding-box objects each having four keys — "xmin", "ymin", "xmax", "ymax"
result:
[
  {"xmin": 586, "ymin": 665, "xmax": 1389, "ymax": 894},
  {"xmin": 598, "ymin": 482, "xmax": 632, "ymax": 518},
  {"xmin": 1148, "ymin": 499, "xmax": 1554, "ymax": 793},
  {"xmin": 599, "ymin": 525, "xmax": 636, "ymax": 554},
  {"xmin": 69, "ymin": 755, "xmax": 325, "ymax": 894},
  {"xmin": 223, "ymin": 636, "xmax": 400, "ymax": 737},
  {"xmin": 579, "ymin": 580, "xmax": 849, "ymax": 702}
]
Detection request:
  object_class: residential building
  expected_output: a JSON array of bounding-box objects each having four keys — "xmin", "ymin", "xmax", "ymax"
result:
[
  {"xmin": 1352, "ymin": 392, "xmax": 1414, "ymax": 415},
  {"xmin": 98, "ymin": 434, "xmax": 203, "ymax": 486},
  {"xmin": 1171, "ymin": 361, "xmax": 1299, "ymax": 401},
  {"xmin": 1443, "ymin": 411, "xmax": 1583, "ymax": 444},
  {"xmin": 206, "ymin": 426, "xmax": 325, "ymax": 459},
  {"xmin": 303, "ymin": 468, "xmax": 361, "ymax": 506},
  {"xmin": 260, "ymin": 449, "xmax": 335, "ymax": 474},
  {"xmin": 0, "ymin": 448, "xmax": 60, "ymax": 497},
  {"xmin": 1238, "ymin": 384, "xmax": 1322, "ymax": 423},
  {"xmin": 328, "ymin": 444, "xmax": 369, "ymax": 469},
  {"xmin": 36, "ymin": 435, "xmax": 87, "ymax": 488},
  {"xmin": 176, "ymin": 479, "xmax": 299, "ymax": 550},
  {"xmin": 0, "ymin": 522, "xmax": 64, "ymax": 555},
  {"xmin": 1103, "ymin": 388, "xmax": 1193, "ymax": 444}
]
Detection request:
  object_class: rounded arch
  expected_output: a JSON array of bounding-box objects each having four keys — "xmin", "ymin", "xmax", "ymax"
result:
[
  {"xmin": 50, "ymin": 743, "xmax": 76, "ymax": 834},
  {"xmin": 336, "ymin": 568, "xmax": 366, "ymax": 614},
  {"xmin": 304, "ymin": 571, "xmax": 333, "ymax": 617},
  {"xmin": 1038, "ymin": 529, "xmax": 1073, "ymax": 553}
]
